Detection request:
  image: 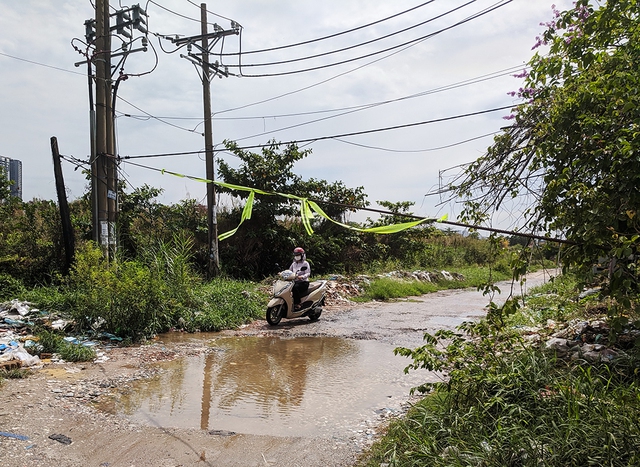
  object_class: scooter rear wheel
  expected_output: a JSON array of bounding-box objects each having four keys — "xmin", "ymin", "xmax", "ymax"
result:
[
  {"xmin": 309, "ymin": 308, "xmax": 322, "ymax": 321},
  {"xmin": 266, "ymin": 304, "xmax": 285, "ymax": 326}
]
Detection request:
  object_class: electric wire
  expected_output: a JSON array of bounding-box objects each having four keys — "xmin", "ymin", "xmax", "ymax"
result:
[
  {"xmin": 115, "ymin": 63, "xmax": 527, "ymax": 124},
  {"xmin": 116, "ymin": 95, "xmax": 204, "ymax": 135},
  {"xmin": 333, "ymin": 131, "xmax": 498, "ymax": 153},
  {"xmin": 120, "ymin": 104, "xmax": 514, "ymax": 159},
  {"xmin": 224, "ymin": 104, "xmax": 512, "ymax": 150},
  {"xmin": 121, "ymin": 158, "xmax": 574, "ymax": 245},
  {"xmin": 236, "ymin": 0, "xmax": 513, "ymax": 77},
  {"xmin": 221, "ymin": 0, "xmax": 438, "ymax": 56},
  {"xmin": 227, "ymin": 64, "xmax": 517, "ymax": 143},
  {"xmin": 229, "ymin": 1, "xmax": 473, "ymax": 68},
  {"xmin": 185, "ymin": 0, "xmax": 236, "ymax": 23},
  {"xmin": 212, "ymin": 5, "xmax": 518, "ymax": 116},
  {"xmin": 0, "ymin": 52, "xmax": 86, "ymax": 77},
  {"xmin": 147, "ymin": 0, "xmax": 203, "ymax": 24}
]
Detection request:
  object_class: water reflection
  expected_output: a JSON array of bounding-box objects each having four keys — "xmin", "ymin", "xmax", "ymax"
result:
[
  {"xmin": 204, "ymin": 337, "xmax": 358, "ymax": 425},
  {"xmin": 99, "ymin": 336, "xmax": 429, "ymax": 437}
]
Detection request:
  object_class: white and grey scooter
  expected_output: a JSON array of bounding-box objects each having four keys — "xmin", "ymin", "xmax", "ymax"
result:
[{"xmin": 266, "ymin": 267, "xmax": 327, "ymax": 325}]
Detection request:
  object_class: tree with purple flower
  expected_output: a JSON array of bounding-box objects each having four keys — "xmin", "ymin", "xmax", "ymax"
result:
[{"xmin": 453, "ymin": 0, "xmax": 640, "ymax": 306}]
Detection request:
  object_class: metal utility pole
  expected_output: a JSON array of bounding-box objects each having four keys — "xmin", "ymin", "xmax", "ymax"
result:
[{"xmin": 201, "ymin": 4, "xmax": 219, "ymax": 277}]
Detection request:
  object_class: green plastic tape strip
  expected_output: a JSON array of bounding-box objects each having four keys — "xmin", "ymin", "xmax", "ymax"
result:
[{"xmin": 160, "ymin": 169, "xmax": 446, "ymax": 240}]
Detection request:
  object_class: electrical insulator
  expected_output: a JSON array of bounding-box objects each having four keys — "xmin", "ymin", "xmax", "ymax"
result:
[
  {"xmin": 116, "ymin": 10, "xmax": 132, "ymax": 39},
  {"xmin": 84, "ymin": 19, "xmax": 96, "ymax": 44},
  {"xmin": 132, "ymin": 4, "xmax": 148, "ymax": 34}
]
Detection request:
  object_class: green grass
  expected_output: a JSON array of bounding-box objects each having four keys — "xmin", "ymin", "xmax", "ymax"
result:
[
  {"xmin": 360, "ymin": 348, "xmax": 640, "ymax": 467},
  {"xmin": 358, "ymin": 273, "xmax": 640, "ymax": 467},
  {"xmin": 182, "ymin": 278, "xmax": 267, "ymax": 332},
  {"xmin": 358, "ymin": 277, "xmax": 439, "ymax": 301},
  {"xmin": 28, "ymin": 328, "xmax": 96, "ymax": 362},
  {"xmin": 0, "ymin": 368, "xmax": 31, "ymax": 381},
  {"xmin": 57, "ymin": 341, "xmax": 97, "ymax": 362},
  {"xmin": 356, "ymin": 266, "xmax": 513, "ymax": 301},
  {"xmin": 508, "ymin": 274, "xmax": 583, "ymax": 327}
]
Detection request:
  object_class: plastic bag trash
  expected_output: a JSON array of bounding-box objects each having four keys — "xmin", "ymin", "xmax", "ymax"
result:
[
  {"xmin": 51, "ymin": 319, "xmax": 70, "ymax": 330},
  {"xmin": 100, "ymin": 332, "xmax": 123, "ymax": 342},
  {"xmin": 8, "ymin": 299, "xmax": 31, "ymax": 316},
  {"xmin": 63, "ymin": 336, "xmax": 80, "ymax": 345},
  {"xmin": 4, "ymin": 318, "xmax": 24, "ymax": 326},
  {"xmin": 11, "ymin": 348, "xmax": 41, "ymax": 367},
  {"xmin": 0, "ymin": 341, "xmax": 20, "ymax": 353}
]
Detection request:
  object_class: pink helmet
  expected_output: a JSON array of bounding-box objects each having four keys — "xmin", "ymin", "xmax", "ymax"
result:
[{"xmin": 293, "ymin": 247, "xmax": 305, "ymax": 255}]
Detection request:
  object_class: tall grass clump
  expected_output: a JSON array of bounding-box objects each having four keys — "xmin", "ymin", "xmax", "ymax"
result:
[
  {"xmin": 0, "ymin": 273, "xmax": 25, "ymax": 300},
  {"xmin": 363, "ymin": 346, "xmax": 640, "ymax": 466},
  {"xmin": 23, "ymin": 239, "xmax": 266, "ymax": 341},
  {"xmin": 187, "ymin": 278, "xmax": 265, "ymax": 331},
  {"xmin": 508, "ymin": 273, "xmax": 582, "ymax": 326},
  {"xmin": 63, "ymin": 242, "xmax": 173, "ymax": 339}
]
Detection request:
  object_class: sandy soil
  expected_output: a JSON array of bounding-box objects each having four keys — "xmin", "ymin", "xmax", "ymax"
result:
[{"xmin": 0, "ymin": 270, "xmax": 554, "ymax": 466}]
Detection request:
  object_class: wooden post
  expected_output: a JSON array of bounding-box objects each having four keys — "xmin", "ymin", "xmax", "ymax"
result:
[{"xmin": 51, "ymin": 137, "xmax": 75, "ymax": 274}]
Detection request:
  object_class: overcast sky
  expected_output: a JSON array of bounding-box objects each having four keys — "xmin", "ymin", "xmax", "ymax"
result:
[{"xmin": 0, "ymin": 0, "xmax": 575, "ymax": 228}]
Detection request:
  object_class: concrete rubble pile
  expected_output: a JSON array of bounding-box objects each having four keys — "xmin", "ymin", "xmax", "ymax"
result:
[
  {"xmin": 322, "ymin": 270, "xmax": 465, "ymax": 306},
  {"xmin": 519, "ymin": 317, "xmax": 640, "ymax": 363},
  {"xmin": 378, "ymin": 270, "xmax": 465, "ymax": 282}
]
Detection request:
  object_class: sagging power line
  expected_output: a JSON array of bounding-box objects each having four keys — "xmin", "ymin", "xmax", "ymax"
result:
[{"xmin": 118, "ymin": 105, "xmax": 514, "ymax": 160}]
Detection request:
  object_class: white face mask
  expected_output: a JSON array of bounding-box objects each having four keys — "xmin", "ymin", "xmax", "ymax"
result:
[{"xmin": 294, "ymin": 255, "xmax": 302, "ymax": 261}]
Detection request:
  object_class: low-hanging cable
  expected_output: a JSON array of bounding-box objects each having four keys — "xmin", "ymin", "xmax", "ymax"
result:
[
  {"xmin": 120, "ymin": 104, "xmax": 514, "ymax": 159},
  {"xmin": 122, "ymin": 158, "xmax": 576, "ymax": 245}
]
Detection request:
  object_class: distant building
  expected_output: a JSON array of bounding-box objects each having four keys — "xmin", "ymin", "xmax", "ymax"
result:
[{"xmin": 0, "ymin": 156, "xmax": 22, "ymax": 200}]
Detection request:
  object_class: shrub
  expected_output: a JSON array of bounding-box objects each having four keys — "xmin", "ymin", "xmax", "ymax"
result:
[
  {"xmin": 190, "ymin": 278, "xmax": 265, "ymax": 331},
  {"xmin": 0, "ymin": 273, "xmax": 25, "ymax": 300}
]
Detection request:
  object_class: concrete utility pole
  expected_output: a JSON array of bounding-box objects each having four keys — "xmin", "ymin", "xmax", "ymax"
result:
[
  {"xmin": 80, "ymin": 1, "xmax": 147, "ymax": 260},
  {"xmin": 94, "ymin": 0, "xmax": 115, "ymax": 258},
  {"xmin": 171, "ymin": 6, "xmax": 239, "ymax": 277},
  {"xmin": 201, "ymin": 4, "xmax": 220, "ymax": 277}
]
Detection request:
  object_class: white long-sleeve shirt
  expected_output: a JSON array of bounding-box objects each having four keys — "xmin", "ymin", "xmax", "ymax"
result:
[{"xmin": 289, "ymin": 260, "xmax": 310, "ymax": 281}]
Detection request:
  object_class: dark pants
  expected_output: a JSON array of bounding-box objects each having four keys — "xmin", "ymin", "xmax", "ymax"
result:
[{"xmin": 293, "ymin": 280, "xmax": 309, "ymax": 305}]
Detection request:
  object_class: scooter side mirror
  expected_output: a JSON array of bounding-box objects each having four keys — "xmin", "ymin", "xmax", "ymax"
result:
[{"xmin": 301, "ymin": 266, "xmax": 307, "ymax": 271}]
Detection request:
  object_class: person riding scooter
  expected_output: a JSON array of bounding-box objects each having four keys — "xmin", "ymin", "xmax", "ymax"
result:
[{"xmin": 290, "ymin": 247, "xmax": 310, "ymax": 310}]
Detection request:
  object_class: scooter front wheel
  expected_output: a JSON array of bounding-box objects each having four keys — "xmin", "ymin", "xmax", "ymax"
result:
[{"xmin": 266, "ymin": 303, "xmax": 285, "ymax": 326}]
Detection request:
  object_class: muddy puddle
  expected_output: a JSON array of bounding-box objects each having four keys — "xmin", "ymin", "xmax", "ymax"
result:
[{"xmin": 98, "ymin": 335, "xmax": 435, "ymax": 438}]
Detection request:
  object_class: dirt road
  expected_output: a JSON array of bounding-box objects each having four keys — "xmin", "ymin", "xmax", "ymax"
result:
[{"xmin": 0, "ymin": 270, "xmax": 553, "ymax": 467}]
